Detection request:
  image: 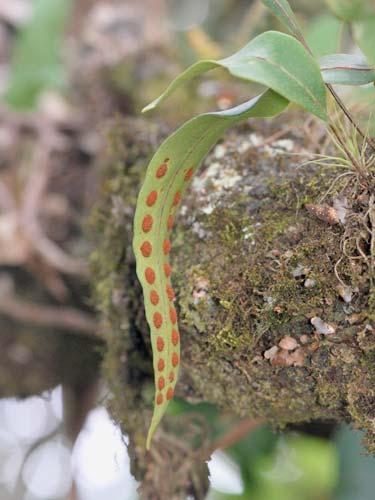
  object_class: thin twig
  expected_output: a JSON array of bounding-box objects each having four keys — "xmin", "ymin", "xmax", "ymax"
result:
[
  {"xmin": 0, "ymin": 288, "xmax": 98, "ymax": 336},
  {"xmin": 327, "ymin": 85, "xmax": 375, "ymax": 151},
  {"xmin": 18, "ymin": 128, "xmax": 89, "ymax": 276},
  {"xmin": 257, "ymin": 125, "xmax": 294, "ymax": 148},
  {"xmin": 205, "ymin": 417, "xmax": 263, "ymax": 456}
]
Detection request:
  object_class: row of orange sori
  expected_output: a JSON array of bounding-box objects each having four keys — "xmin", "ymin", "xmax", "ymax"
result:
[{"xmin": 138, "ymin": 159, "xmax": 194, "ymax": 405}]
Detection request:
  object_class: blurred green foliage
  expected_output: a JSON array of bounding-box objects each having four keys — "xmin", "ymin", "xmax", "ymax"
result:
[
  {"xmin": 208, "ymin": 430, "xmax": 337, "ymax": 500},
  {"xmin": 325, "ymin": 0, "xmax": 368, "ymax": 21},
  {"xmin": 355, "ymin": 17, "xmax": 375, "ymax": 65},
  {"xmin": 5, "ymin": 0, "xmax": 71, "ymax": 109},
  {"xmin": 334, "ymin": 427, "xmax": 375, "ymax": 500},
  {"xmin": 306, "ymin": 14, "xmax": 341, "ymax": 56},
  {"xmin": 208, "ymin": 425, "xmax": 375, "ymax": 500},
  {"xmin": 170, "ymin": 399, "xmax": 375, "ymax": 500}
]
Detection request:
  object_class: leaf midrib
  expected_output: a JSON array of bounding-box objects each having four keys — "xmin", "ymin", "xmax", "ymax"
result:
[{"xmin": 321, "ymin": 65, "xmax": 375, "ymax": 72}]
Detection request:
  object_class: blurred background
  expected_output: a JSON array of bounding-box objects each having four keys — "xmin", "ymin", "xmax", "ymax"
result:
[{"xmin": 0, "ymin": 0, "xmax": 374, "ymax": 498}]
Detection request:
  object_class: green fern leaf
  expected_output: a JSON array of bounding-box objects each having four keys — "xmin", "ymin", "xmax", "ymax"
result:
[{"xmin": 133, "ymin": 89, "xmax": 288, "ymax": 449}]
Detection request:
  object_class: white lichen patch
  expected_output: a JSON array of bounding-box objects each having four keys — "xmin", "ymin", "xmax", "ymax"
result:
[
  {"xmin": 304, "ymin": 278, "xmax": 316, "ymax": 288},
  {"xmin": 180, "ymin": 205, "xmax": 188, "ymax": 216},
  {"xmin": 201, "ymin": 204, "xmax": 214, "ymax": 215},
  {"xmin": 242, "ymin": 226, "xmax": 254, "ymax": 241},
  {"xmin": 337, "ymin": 284, "xmax": 353, "ymax": 303},
  {"xmin": 238, "ymin": 141, "xmax": 251, "ymax": 154},
  {"xmin": 214, "ymin": 144, "xmax": 226, "ymax": 159},
  {"xmin": 292, "ymin": 264, "xmax": 305, "ymax": 278},
  {"xmin": 333, "ymin": 196, "xmax": 348, "ymax": 224},
  {"xmin": 191, "ymin": 157, "xmax": 244, "ymax": 216},
  {"xmin": 273, "ymin": 139, "xmax": 295, "ymax": 152},
  {"xmin": 248, "ymin": 133, "xmax": 264, "ymax": 147},
  {"xmin": 311, "ymin": 317, "xmax": 336, "ymax": 335},
  {"xmin": 192, "ymin": 221, "xmax": 207, "ymax": 239},
  {"xmin": 196, "ymin": 160, "xmax": 242, "ymax": 190}
]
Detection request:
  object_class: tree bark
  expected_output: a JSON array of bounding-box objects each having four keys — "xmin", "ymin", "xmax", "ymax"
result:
[{"xmin": 91, "ymin": 115, "xmax": 374, "ymax": 498}]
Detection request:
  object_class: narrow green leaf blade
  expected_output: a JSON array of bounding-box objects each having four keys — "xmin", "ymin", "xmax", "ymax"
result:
[
  {"xmin": 320, "ymin": 54, "xmax": 375, "ymax": 85},
  {"xmin": 219, "ymin": 31, "xmax": 327, "ymax": 121},
  {"xmin": 133, "ymin": 90, "xmax": 288, "ymax": 449},
  {"xmin": 142, "ymin": 60, "xmax": 219, "ymax": 113},
  {"xmin": 261, "ymin": 0, "xmax": 304, "ymax": 39}
]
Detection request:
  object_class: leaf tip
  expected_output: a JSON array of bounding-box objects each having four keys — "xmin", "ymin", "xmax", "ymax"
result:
[
  {"xmin": 141, "ymin": 101, "xmax": 155, "ymax": 113},
  {"xmin": 142, "ymin": 97, "xmax": 161, "ymax": 113}
]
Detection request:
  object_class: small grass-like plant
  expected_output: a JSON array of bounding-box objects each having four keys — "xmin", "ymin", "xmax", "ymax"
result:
[{"xmin": 133, "ymin": 0, "xmax": 375, "ymax": 448}]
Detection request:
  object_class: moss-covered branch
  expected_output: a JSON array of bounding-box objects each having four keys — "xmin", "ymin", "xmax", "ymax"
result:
[{"xmin": 91, "ymin": 115, "xmax": 374, "ymax": 498}]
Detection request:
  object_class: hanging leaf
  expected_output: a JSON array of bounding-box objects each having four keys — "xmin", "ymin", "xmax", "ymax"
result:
[
  {"xmin": 320, "ymin": 54, "xmax": 375, "ymax": 85},
  {"xmin": 133, "ymin": 89, "xmax": 289, "ymax": 448},
  {"xmin": 260, "ymin": 0, "xmax": 305, "ymax": 39},
  {"xmin": 144, "ymin": 31, "xmax": 327, "ymax": 121}
]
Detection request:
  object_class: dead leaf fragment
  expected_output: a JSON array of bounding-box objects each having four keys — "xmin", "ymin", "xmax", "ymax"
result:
[
  {"xmin": 288, "ymin": 347, "xmax": 306, "ymax": 367},
  {"xmin": 333, "ymin": 196, "xmax": 348, "ymax": 224},
  {"xmin": 278, "ymin": 336, "xmax": 298, "ymax": 351},
  {"xmin": 337, "ymin": 284, "xmax": 352, "ymax": 303},
  {"xmin": 346, "ymin": 313, "xmax": 364, "ymax": 325},
  {"xmin": 271, "ymin": 350, "xmax": 293, "ymax": 367},
  {"xmin": 305, "ymin": 203, "xmax": 340, "ymax": 225},
  {"xmin": 264, "ymin": 346, "xmax": 278, "ymax": 360}
]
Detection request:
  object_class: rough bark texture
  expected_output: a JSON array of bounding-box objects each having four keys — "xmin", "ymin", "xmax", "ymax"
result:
[{"xmin": 91, "ymin": 114, "xmax": 374, "ymax": 498}]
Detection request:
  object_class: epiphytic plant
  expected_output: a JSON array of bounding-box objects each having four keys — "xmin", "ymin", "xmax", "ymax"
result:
[{"xmin": 133, "ymin": 0, "xmax": 375, "ymax": 448}]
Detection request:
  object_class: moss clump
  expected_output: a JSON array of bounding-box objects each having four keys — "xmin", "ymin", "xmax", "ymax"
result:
[{"xmin": 91, "ymin": 115, "xmax": 375, "ymax": 487}]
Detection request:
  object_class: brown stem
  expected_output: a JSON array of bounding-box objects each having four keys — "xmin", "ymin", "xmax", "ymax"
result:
[
  {"xmin": 206, "ymin": 417, "xmax": 263, "ymax": 456},
  {"xmin": 0, "ymin": 279, "xmax": 98, "ymax": 336},
  {"xmin": 328, "ymin": 85, "xmax": 375, "ymax": 150}
]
